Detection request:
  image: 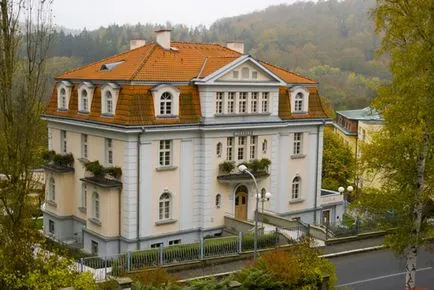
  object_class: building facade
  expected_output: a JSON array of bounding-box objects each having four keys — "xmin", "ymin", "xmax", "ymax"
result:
[{"xmin": 41, "ymin": 30, "xmax": 330, "ymax": 256}]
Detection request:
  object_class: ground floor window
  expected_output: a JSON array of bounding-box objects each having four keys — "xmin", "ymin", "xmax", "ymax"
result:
[
  {"xmin": 91, "ymin": 240, "xmax": 98, "ymax": 255},
  {"xmin": 48, "ymin": 220, "xmax": 55, "ymax": 234},
  {"xmin": 151, "ymin": 242, "xmax": 163, "ymax": 248},
  {"xmin": 169, "ymin": 239, "xmax": 181, "ymax": 246}
]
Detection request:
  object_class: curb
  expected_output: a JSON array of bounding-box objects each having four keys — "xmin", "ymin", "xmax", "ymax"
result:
[{"xmin": 320, "ymin": 245, "xmax": 387, "ymax": 258}]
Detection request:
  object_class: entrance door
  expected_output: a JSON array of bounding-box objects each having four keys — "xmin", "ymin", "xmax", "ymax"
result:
[
  {"xmin": 322, "ymin": 210, "xmax": 331, "ymax": 226},
  {"xmin": 235, "ymin": 186, "xmax": 248, "ymax": 220}
]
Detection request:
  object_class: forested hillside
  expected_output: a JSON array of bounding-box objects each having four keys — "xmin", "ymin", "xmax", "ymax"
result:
[{"xmin": 47, "ymin": 0, "xmax": 388, "ymax": 109}]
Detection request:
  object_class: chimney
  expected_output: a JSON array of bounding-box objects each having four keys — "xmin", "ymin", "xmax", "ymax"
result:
[
  {"xmin": 155, "ymin": 29, "xmax": 172, "ymax": 50},
  {"xmin": 226, "ymin": 42, "xmax": 244, "ymax": 54},
  {"xmin": 130, "ymin": 39, "xmax": 146, "ymax": 50}
]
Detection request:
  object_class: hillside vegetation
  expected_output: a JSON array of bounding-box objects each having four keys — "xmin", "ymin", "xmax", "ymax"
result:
[{"xmin": 47, "ymin": 0, "xmax": 387, "ymax": 109}]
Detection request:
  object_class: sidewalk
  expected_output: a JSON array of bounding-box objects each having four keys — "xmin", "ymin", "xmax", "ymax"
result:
[{"xmin": 173, "ymin": 236, "xmax": 385, "ymax": 280}]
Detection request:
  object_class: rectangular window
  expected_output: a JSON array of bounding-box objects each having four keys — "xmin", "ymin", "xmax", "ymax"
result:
[
  {"xmin": 261, "ymin": 92, "xmax": 269, "ymax": 112},
  {"xmin": 81, "ymin": 134, "xmax": 88, "ymax": 159},
  {"xmin": 49, "ymin": 220, "xmax": 55, "ymax": 234},
  {"xmin": 216, "ymin": 92, "xmax": 223, "ymax": 114},
  {"xmin": 151, "ymin": 242, "xmax": 163, "ymax": 248},
  {"xmin": 159, "ymin": 140, "xmax": 172, "ymax": 166},
  {"xmin": 169, "ymin": 239, "xmax": 181, "ymax": 246},
  {"xmin": 81, "ymin": 183, "xmax": 87, "ymax": 208},
  {"xmin": 293, "ymin": 133, "xmax": 303, "ymax": 155},
  {"xmin": 251, "ymin": 92, "xmax": 258, "ymax": 113},
  {"xmin": 249, "ymin": 136, "xmax": 257, "ymax": 160},
  {"xmin": 226, "ymin": 137, "xmax": 234, "ymax": 161},
  {"xmin": 238, "ymin": 136, "xmax": 246, "ymax": 160},
  {"xmin": 61, "ymin": 130, "xmax": 67, "ymax": 154},
  {"xmin": 227, "ymin": 92, "xmax": 235, "ymax": 113},
  {"xmin": 239, "ymin": 92, "xmax": 247, "ymax": 113},
  {"xmin": 91, "ymin": 240, "xmax": 98, "ymax": 255},
  {"xmin": 105, "ymin": 138, "xmax": 113, "ymax": 165},
  {"xmin": 252, "ymin": 71, "xmax": 258, "ymax": 79}
]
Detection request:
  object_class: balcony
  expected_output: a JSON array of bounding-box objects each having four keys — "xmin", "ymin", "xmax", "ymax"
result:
[
  {"xmin": 217, "ymin": 158, "xmax": 270, "ymax": 183},
  {"xmin": 82, "ymin": 160, "xmax": 122, "ymax": 188},
  {"xmin": 41, "ymin": 151, "xmax": 74, "ymax": 173}
]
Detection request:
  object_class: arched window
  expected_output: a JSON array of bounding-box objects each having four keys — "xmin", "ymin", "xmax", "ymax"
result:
[
  {"xmin": 81, "ymin": 90, "xmax": 88, "ymax": 112},
  {"xmin": 92, "ymin": 191, "xmax": 100, "ymax": 219},
  {"xmin": 159, "ymin": 192, "xmax": 172, "ymax": 220},
  {"xmin": 49, "ymin": 177, "xmax": 55, "ymax": 201},
  {"xmin": 216, "ymin": 194, "xmax": 222, "ymax": 208},
  {"xmin": 262, "ymin": 139, "xmax": 268, "ymax": 154},
  {"xmin": 291, "ymin": 176, "xmax": 301, "ymax": 200},
  {"xmin": 216, "ymin": 142, "xmax": 222, "ymax": 157},
  {"xmin": 105, "ymin": 91, "xmax": 113, "ymax": 114},
  {"xmin": 294, "ymin": 93, "xmax": 304, "ymax": 112},
  {"xmin": 160, "ymin": 92, "xmax": 172, "ymax": 115},
  {"xmin": 59, "ymin": 88, "xmax": 67, "ymax": 109}
]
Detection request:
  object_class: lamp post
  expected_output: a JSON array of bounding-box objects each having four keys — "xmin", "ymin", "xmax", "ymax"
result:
[
  {"xmin": 258, "ymin": 190, "xmax": 272, "ymax": 228},
  {"xmin": 338, "ymin": 185, "xmax": 354, "ymax": 213},
  {"xmin": 238, "ymin": 164, "xmax": 260, "ymax": 261}
]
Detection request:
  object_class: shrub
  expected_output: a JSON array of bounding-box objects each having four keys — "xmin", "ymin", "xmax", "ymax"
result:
[
  {"xmin": 105, "ymin": 166, "xmax": 123, "ymax": 179},
  {"xmin": 219, "ymin": 161, "xmax": 235, "ymax": 174},
  {"xmin": 128, "ymin": 267, "xmax": 179, "ymax": 289},
  {"xmin": 42, "ymin": 150, "xmax": 56, "ymax": 162},
  {"xmin": 84, "ymin": 160, "xmax": 105, "ymax": 177}
]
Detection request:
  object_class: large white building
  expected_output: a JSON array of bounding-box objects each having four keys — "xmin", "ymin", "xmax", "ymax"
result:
[{"xmin": 41, "ymin": 30, "xmax": 332, "ymax": 256}]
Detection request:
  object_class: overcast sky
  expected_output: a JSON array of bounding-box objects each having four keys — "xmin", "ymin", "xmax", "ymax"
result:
[{"xmin": 52, "ymin": 0, "xmax": 297, "ymax": 30}]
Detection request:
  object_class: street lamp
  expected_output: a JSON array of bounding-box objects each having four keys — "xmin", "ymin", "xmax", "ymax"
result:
[
  {"xmin": 338, "ymin": 185, "xmax": 354, "ymax": 213},
  {"xmin": 258, "ymin": 189, "xmax": 272, "ymax": 228},
  {"xmin": 238, "ymin": 164, "xmax": 260, "ymax": 261}
]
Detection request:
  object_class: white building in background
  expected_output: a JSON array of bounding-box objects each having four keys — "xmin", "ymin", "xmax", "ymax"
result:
[{"xmin": 41, "ymin": 30, "xmax": 333, "ymax": 256}]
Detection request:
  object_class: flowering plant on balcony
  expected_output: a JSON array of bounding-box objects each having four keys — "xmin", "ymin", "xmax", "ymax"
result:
[
  {"xmin": 42, "ymin": 150, "xmax": 74, "ymax": 167},
  {"xmin": 84, "ymin": 160, "xmax": 122, "ymax": 179}
]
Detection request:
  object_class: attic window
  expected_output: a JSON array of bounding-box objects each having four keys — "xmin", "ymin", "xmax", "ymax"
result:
[{"xmin": 100, "ymin": 61, "xmax": 124, "ymax": 71}]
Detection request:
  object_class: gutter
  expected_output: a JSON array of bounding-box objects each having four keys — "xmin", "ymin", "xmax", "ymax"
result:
[
  {"xmin": 136, "ymin": 127, "xmax": 145, "ymax": 250},
  {"xmin": 313, "ymin": 120, "xmax": 324, "ymax": 223}
]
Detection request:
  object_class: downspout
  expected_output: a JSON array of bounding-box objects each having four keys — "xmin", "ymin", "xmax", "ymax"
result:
[
  {"xmin": 313, "ymin": 121, "xmax": 324, "ymax": 224},
  {"xmin": 136, "ymin": 127, "xmax": 145, "ymax": 250},
  {"xmin": 118, "ymin": 188, "xmax": 121, "ymax": 254}
]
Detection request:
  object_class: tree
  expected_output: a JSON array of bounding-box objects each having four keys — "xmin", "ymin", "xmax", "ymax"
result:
[
  {"xmin": 322, "ymin": 127, "xmax": 356, "ymax": 191},
  {"xmin": 356, "ymin": 0, "xmax": 434, "ymax": 288}
]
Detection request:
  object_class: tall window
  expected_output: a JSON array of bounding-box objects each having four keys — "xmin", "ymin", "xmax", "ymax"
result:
[
  {"xmin": 81, "ymin": 90, "xmax": 89, "ymax": 112},
  {"xmin": 61, "ymin": 130, "xmax": 67, "ymax": 154},
  {"xmin": 239, "ymin": 92, "xmax": 247, "ymax": 113},
  {"xmin": 105, "ymin": 91, "xmax": 113, "ymax": 114},
  {"xmin": 216, "ymin": 142, "xmax": 222, "ymax": 158},
  {"xmin": 293, "ymin": 133, "xmax": 303, "ymax": 155},
  {"xmin": 262, "ymin": 139, "xmax": 268, "ymax": 154},
  {"xmin": 160, "ymin": 92, "xmax": 172, "ymax": 115},
  {"xmin": 49, "ymin": 177, "xmax": 55, "ymax": 201},
  {"xmin": 251, "ymin": 92, "xmax": 258, "ymax": 113},
  {"xmin": 241, "ymin": 67, "xmax": 249, "ymax": 79},
  {"xmin": 292, "ymin": 176, "xmax": 301, "ymax": 199},
  {"xmin": 81, "ymin": 134, "xmax": 88, "ymax": 159},
  {"xmin": 105, "ymin": 138, "xmax": 113, "ymax": 165},
  {"xmin": 294, "ymin": 93, "xmax": 304, "ymax": 112},
  {"xmin": 216, "ymin": 92, "xmax": 223, "ymax": 114},
  {"xmin": 159, "ymin": 192, "xmax": 171, "ymax": 220},
  {"xmin": 261, "ymin": 92, "xmax": 269, "ymax": 112},
  {"xmin": 249, "ymin": 136, "xmax": 257, "ymax": 160},
  {"xmin": 81, "ymin": 183, "xmax": 88, "ymax": 208},
  {"xmin": 49, "ymin": 220, "xmax": 55, "ymax": 234},
  {"xmin": 237, "ymin": 136, "xmax": 246, "ymax": 160},
  {"xmin": 226, "ymin": 137, "xmax": 234, "ymax": 161},
  {"xmin": 227, "ymin": 92, "xmax": 235, "ymax": 113},
  {"xmin": 59, "ymin": 88, "xmax": 67, "ymax": 109},
  {"xmin": 216, "ymin": 194, "xmax": 222, "ymax": 208},
  {"xmin": 159, "ymin": 140, "xmax": 172, "ymax": 166},
  {"xmin": 92, "ymin": 191, "xmax": 100, "ymax": 219}
]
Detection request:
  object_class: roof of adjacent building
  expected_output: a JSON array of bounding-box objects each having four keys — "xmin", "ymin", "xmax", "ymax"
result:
[{"xmin": 336, "ymin": 107, "xmax": 383, "ymax": 121}]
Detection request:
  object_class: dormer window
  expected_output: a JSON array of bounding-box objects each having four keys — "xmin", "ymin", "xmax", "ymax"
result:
[
  {"xmin": 294, "ymin": 93, "xmax": 304, "ymax": 112},
  {"xmin": 290, "ymin": 86, "xmax": 310, "ymax": 114},
  {"xmin": 81, "ymin": 90, "xmax": 88, "ymax": 112},
  {"xmin": 60, "ymin": 88, "xmax": 67, "ymax": 109},
  {"xmin": 56, "ymin": 81, "xmax": 72, "ymax": 111},
  {"xmin": 101, "ymin": 83, "xmax": 119, "ymax": 116},
  {"xmin": 78, "ymin": 82, "xmax": 94, "ymax": 113},
  {"xmin": 106, "ymin": 91, "xmax": 113, "ymax": 114},
  {"xmin": 160, "ymin": 92, "xmax": 172, "ymax": 115}
]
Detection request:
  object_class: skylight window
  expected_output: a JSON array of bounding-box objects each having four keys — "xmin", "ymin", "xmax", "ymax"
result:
[{"xmin": 100, "ymin": 60, "xmax": 124, "ymax": 71}]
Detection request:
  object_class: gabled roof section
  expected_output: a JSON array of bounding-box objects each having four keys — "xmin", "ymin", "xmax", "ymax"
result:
[{"xmin": 337, "ymin": 107, "xmax": 383, "ymax": 121}]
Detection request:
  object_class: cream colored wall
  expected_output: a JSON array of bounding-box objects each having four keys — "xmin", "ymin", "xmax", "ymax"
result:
[
  {"xmin": 219, "ymin": 62, "xmax": 272, "ymax": 82},
  {"xmin": 86, "ymin": 187, "xmax": 120, "ymax": 237},
  {"xmin": 333, "ymin": 126, "xmax": 357, "ymax": 154},
  {"xmin": 45, "ymin": 172, "xmax": 75, "ymax": 216}
]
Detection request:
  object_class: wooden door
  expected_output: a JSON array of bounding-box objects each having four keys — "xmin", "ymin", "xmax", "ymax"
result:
[{"xmin": 235, "ymin": 191, "xmax": 248, "ymax": 220}]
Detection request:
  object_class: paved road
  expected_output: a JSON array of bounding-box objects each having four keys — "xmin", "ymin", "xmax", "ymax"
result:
[{"xmin": 334, "ymin": 247, "xmax": 434, "ymax": 290}]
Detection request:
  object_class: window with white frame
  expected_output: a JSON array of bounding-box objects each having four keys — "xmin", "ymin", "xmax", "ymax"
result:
[
  {"xmin": 49, "ymin": 220, "xmax": 55, "ymax": 234},
  {"xmin": 294, "ymin": 93, "xmax": 304, "ymax": 112},
  {"xmin": 159, "ymin": 192, "xmax": 172, "ymax": 220},
  {"xmin": 59, "ymin": 88, "xmax": 67, "ymax": 109},
  {"xmin": 80, "ymin": 90, "xmax": 89, "ymax": 112},
  {"xmin": 237, "ymin": 136, "xmax": 246, "ymax": 160},
  {"xmin": 216, "ymin": 92, "xmax": 223, "ymax": 114},
  {"xmin": 81, "ymin": 134, "xmax": 88, "ymax": 159},
  {"xmin": 216, "ymin": 142, "xmax": 222, "ymax": 158},
  {"xmin": 57, "ymin": 81, "xmax": 72, "ymax": 110},
  {"xmin": 252, "ymin": 71, "xmax": 258, "ymax": 79},
  {"xmin": 261, "ymin": 92, "xmax": 269, "ymax": 112},
  {"xmin": 241, "ymin": 67, "xmax": 249, "ymax": 79},
  {"xmin": 91, "ymin": 240, "xmax": 98, "ymax": 255},
  {"xmin": 169, "ymin": 239, "xmax": 181, "ymax": 246},
  {"xmin": 92, "ymin": 190, "xmax": 100, "ymax": 219},
  {"xmin": 226, "ymin": 137, "xmax": 234, "ymax": 161},
  {"xmin": 232, "ymin": 71, "xmax": 239, "ymax": 79},
  {"xmin": 227, "ymin": 92, "xmax": 235, "ymax": 113},
  {"xmin": 216, "ymin": 194, "xmax": 222, "ymax": 208},
  {"xmin": 293, "ymin": 133, "xmax": 303, "ymax": 155},
  {"xmin": 105, "ymin": 138, "xmax": 113, "ymax": 165},
  {"xmin": 49, "ymin": 177, "xmax": 55, "ymax": 201},
  {"xmin": 105, "ymin": 91, "xmax": 113, "ymax": 114},
  {"xmin": 249, "ymin": 136, "xmax": 257, "ymax": 160},
  {"xmin": 160, "ymin": 92, "xmax": 172, "ymax": 115},
  {"xmin": 262, "ymin": 139, "xmax": 268, "ymax": 154},
  {"xmin": 251, "ymin": 92, "xmax": 258, "ymax": 113},
  {"xmin": 291, "ymin": 176, "xmax": 301, "ymax": 199},
  {"xmin": 61, "ymin": 130, "xmax": 67, "ymax": 154},
  {"xmin": 81, "ymin": 183, "xmax": 87, "ymax": 209},
  {"xmin": 239, "ymin": 92, "xmax": 247, "ymax": 113},
  {"xmin": 159, "ymin": 140, "xmax": 172, "ymax": 167}
]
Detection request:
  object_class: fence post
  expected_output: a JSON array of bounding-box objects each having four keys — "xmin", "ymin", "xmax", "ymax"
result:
[
  {"xmin": 275, "ymin": 227, "xmax": 279, "ymax": 247},
  {"xmin": 127, "ymin": 251, "xmax": 131, "ymax": 272},
  {"xmin": 200, "ymin": 237, "xmax": 204, "ymax": 259},
  {"xmin": 80, "ymin": 257, "xmax": 84, "ymax": 273},
  {"xmin": 238, "ymin": 232, "xmax": 242, "ymax": 253},
  {"xmin": 104, "ymin": 256, "xmax": 107, "ymax": 280},
  {"xmin": 159, "ymin": 246, "xmax": 164, "ymax": 266}
]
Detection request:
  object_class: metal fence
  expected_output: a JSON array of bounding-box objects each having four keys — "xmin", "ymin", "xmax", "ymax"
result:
[{"xmin": 76, "ymin": 231, "xmax": 283, "ymax": 280}]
